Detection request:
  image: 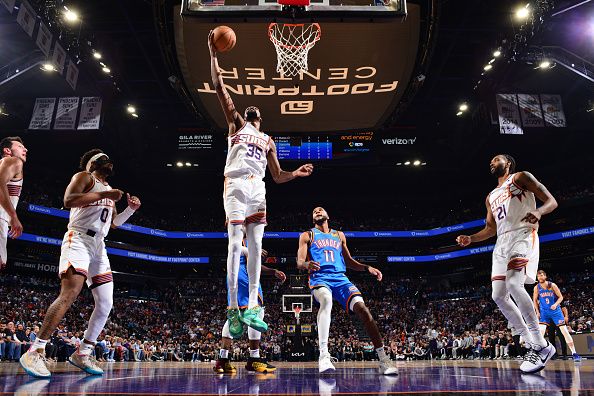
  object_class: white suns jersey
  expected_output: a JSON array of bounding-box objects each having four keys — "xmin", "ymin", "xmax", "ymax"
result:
[
  {"xmin": 0, "ymin": 176, "xmax": 22, "ymax": 222},
  {"xmin": 68, "ymin": 174, "xmax": 115, "ymax": 237},
  {"xmin": 488, "ymin": 173, "xmax": 537, "ymax": 236},
  {"xmin": 224, "ymin": 123, "xmax": 272, "ymax": 179}
]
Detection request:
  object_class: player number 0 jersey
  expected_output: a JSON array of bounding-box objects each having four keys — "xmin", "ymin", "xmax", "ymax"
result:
[
  {"xmin": 68, "ymin": 174, "xmax": 114, "ymax": 237},
  {"xmin": 224, "ymin": 122, "xmax": 272, "ymax": 179},
  {"xmin": 488, "ymin": 173, "xmax": 537, "ymax": 236}
]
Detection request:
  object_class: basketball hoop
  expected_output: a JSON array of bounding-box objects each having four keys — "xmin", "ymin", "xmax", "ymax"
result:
[
  {"xmin": 268, "ymin": 23, "xmax": 321, "ymax": 77},
  {"xmin": 293, "ymin": 305, "xmax": 302, "ymax": 323}
]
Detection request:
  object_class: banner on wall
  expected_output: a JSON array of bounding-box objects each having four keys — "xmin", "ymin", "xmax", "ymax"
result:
[
  {"xmin": 540, "ymin": 94, "xmax": 566, "ymax": 127},
  {"xmin": 517, "ymin": 94, "xmax": 544, "ymax": 128},
  {"xmin": 496, "ymin": 94, "xmax": 523, "ymax": 134},
  {"xmin": 28, "ymin": 98, "xmax": 56, "ymax": 130},
  {"xmin": 35, "ymin": 21, "xmax": 53, "ymax": 57},
  {"xmin": 16, "ymin": 0, "xmax": 36, "ymax": 37},
  {"xmin": 77, "ymin": 97, "xmax": 102, "ymax": 129},
  {"xmin": 53, "ymin": 97, "xmax": 79, "ymax": 130},
  {"xmin": 66, "ymin": 60, "xmax": 79, "ymax": 90},
  {"xmin": 52, "ymin": 42, "xmax": 67, "ymax": 74},
  {"xmin": 0, "ymin": 0, "xmax": 16, "ymax": 13}
]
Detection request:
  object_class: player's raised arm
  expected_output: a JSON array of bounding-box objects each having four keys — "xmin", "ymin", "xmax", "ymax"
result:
[
  {"xmin": 63, "ymin": 172, "xmax": 123, "ymax": 209},
  {"xmin": 514, "ymin": 171, "xmax": 558, "ymax": 224},
  {"xmin": 297, "ymin": 231, "xmax": 319, "ymax": 271},
  {"xmin": 338, "ymin": 231, "xmax": 382, "ymax": 281},
  {"xmin": 0, "ymin": 157, "xmax": 23, "ymax": 238},
  {"xmin": 208, "ymin": 31, "xmax": 244, "ymax": 135},
  {"xmin": 456, "ymin": 195, "xmax": 497, "ymax": 247},
  {"xmin": 266, "ymin": 139, "xmax": 314, "ymax": 184}
]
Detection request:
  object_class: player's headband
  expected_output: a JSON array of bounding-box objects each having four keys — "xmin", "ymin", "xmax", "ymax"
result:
[{"xmin": 86, "ymin": 153, "xmax": 111, "ymax": 172}]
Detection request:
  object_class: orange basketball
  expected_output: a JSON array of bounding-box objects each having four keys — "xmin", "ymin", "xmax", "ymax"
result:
[{"xmin": 212, "ymin": 26, "xmax": 236, "ymax": 53}]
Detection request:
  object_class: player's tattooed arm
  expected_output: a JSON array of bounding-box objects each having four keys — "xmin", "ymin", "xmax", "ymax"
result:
[
  {"xmin": 514, "ymin": 171, "xmax": 558, "ymax": 223},
  {"xmin": 208, "ymin": 30, "xmax": 244, "ymax": 135},
  {"xmin": 456, "ymin": 195, "xmax": 497, "ymax": 246},
  {"xmin": 64, "ymin": 172, "xmax": 123, "ymax": 208},
  {"xmin": 296, "ymin": 231, "xmax": 319, "ymax": 271},
  {"xmin": 267, "ymin": 139, "xmax": 314, "ymax": 184}
]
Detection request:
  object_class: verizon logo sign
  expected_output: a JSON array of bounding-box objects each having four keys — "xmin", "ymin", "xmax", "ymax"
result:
[{"xmin": 382, "ymin": 137, "xmax": 417, "ymax": 145}]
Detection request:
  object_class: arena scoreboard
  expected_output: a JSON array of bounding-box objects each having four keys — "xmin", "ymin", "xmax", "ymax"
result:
[{"xmin": 274, "ymin": 131, "xmax": 374, "ymax": 160}]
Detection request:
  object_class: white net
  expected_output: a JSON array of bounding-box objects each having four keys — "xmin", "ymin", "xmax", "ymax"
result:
[{"xmin": 268, "ymin": 23, "xmax": 321, "ymax": 77}]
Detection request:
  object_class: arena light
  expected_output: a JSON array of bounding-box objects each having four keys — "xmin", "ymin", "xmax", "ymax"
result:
[
  {"xmin": 93, "ymin": 52, "xmax": 102, "ymax": 60},
  {"xmin": 459, "ymin": 103, "xmax": 469, "ymax": 111},
  {"xmin": 456, "ymin": 111, "xmax": 463, "ymax": 116},
  {"xmin": 127, "ymin": 105, "xmax": 136, "ymax": 114},
  {"xmin": 396, "ymin": 162, "xmax": 402, "ymax": 166},
  {"xmin": 421, "ymin": 162, "xmax": 427, "ymax": 166},
  {"xmin": 102, "ymin": 67, "xmax": 111, "ymax": 74},
  {"xmin": 131, "ymin": 113, "xmax": 139, "ymax": 118},
  {"xmin": 413, "ymin": 160, "xmax": 421, "ymax": 166},
  {"xmin": 185, "ymin": 162, "xmax": 192, "ymax": 167},
  {"xmin": 488, "ymin": 58, "xmax": 496, "ymax": 64},
  {"xmin": 404, "ymin": 161, "xmax": 411, "ymax": 166},
  {"xmin": 483, "ymin": 64, "xmax": 493, "ymax": 71},
  {"xmin": 539, "ymin": 60, "xmax": 551, "ymax": 69},
  {"xmin": 515, "ymin": 4, "xmax": 530, "ymax": 20},
  {"xmin": 41, "ymin": 63, "xmax": 55, "ymax": 72},
  {"xmin": 166, "ymin": 163, "xmax": 173, "ymax": 167},
  {"xmin": 176, "ymin": 162, "xmax": 183, "ymax": 167},
  {"xmin": 63, "ymin": 8, "xmax": 80, "ymax": 23},
  {"xmin": 493, "ymin": 50, "xmax": 502, "ymax": 58}
]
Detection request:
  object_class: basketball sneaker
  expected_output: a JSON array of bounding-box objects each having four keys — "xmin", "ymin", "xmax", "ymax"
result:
[
  {"xmin": 214, "ymin": 358, "xmax": 237, "ymax": 374},
  {"xmin": 245, "ymin": 357, "xmax": 276, "ymax": 373},
  {"xmin": 318, "ymin": 352, "xmax": 336, "ymax": 373},
  {"xmin": 19, "ymin": 351, "xmax": 51, "ymax": 378},
  {"xmin": 68, "ymin": 351, "xmax": 104, "ymax": 375},
  {"xmin": 241, "ymin": 306, "xmax": 268, "ymax": 333},
  {"xmin": 379, "ymin": 359, "xmax": 398, "ymax": 375},
  {"xmin": 227, "ymin": 308, "xmax": 245, "ymax": 339},
  {"xmin": 572, "ymin": 353, "xmax": 582, "ymax": 362},
  {"xmin": 520, "ymin": 342, "xmax": 555, "ymax": 374}
]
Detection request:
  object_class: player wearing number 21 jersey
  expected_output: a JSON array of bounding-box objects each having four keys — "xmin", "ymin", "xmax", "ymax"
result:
[
  {"xmin": 456, "ymin": 154, "xmax": 558, "ymax": 374},
  {"xmin": 208, "ymin": 30, "xmax": 314, "ymax": 339},
  {"xmin": 20, "ymin": 149, "xmax": 141, "ymax": 379}
]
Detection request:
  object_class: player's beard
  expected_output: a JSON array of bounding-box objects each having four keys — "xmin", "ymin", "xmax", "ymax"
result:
[
  {"xmin": 97, "ymin": 164, "xmax": 114, "ymax": 177},
  {"xmin": 491, "ymin": 163, "xmax": 506, "ymax": 178},
  {"xmin": 313, "ymin": 215, "xmax": 328, "ymax": 226}
]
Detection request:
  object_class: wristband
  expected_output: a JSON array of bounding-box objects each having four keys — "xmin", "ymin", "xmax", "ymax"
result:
[{"xmin": 113, "ymin": 206, "xmax": 135, "ymax": 227}]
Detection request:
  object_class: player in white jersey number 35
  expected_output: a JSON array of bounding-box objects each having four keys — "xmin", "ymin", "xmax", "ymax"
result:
[
  {"xmin": 456, "ymin": 154, "xmax": 558, "ymax": 374},
  {"xmin": 208, "ymin": 31, "xmax": 314, "ymax": 339},
  {"xmin": 20, "ymin": 149, "xmax": 141, "ymax": 378}
]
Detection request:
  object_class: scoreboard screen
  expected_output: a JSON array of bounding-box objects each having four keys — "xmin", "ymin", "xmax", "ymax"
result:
[{"xmin": 274, "ymin": 132, "xmax": 374, "ymax": 161}]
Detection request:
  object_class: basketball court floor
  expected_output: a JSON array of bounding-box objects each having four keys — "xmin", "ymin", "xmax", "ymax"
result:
[{"xmin": 0, "ymin": 360, "xmax": 592, "ymax": 395}]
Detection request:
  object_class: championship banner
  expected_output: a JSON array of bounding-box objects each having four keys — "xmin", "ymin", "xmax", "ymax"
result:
[
  {"xmin": 66, "ymin": 60, "xmax": 79, "ymax": 90},
  {"xmin": 496, "ymin": 94, "xmax": 523, "ymax": 135},
  {"xmin": 36, "ymin": 21, "xmax": 53, "ymax": 57},
  {"xmin": 540, "ymin": 94, "xmax": 566, "ymax": 127},
  {"xmin": 517, "ymin": 94, "xmax": 544, "ymax": 127},
  {"xmin": 28, "ymin": 97, "xmax": 56, "ymax": 130},
  {"xmin": 53, "ymin": 97, "xmax": 79, "ymax": 130},
  {"xmin": 0, "ymin": 0, "xmax": 16, "ymax": 13},
  {"xmin": 52, "ymin": 42, "xmax": 66, "ymax": 74},
  {"xmin": 77, "ymin": 97, "xmax": 102, "ymax": 129},
  {"xmin": 16, "ymin": 0, "xmax": 36, "ymax": 37}
]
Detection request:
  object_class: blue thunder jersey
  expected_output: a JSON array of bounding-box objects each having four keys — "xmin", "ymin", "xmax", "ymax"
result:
[
  {"xmin": 308, "ymin": 228, "xmax": 346, "ymax": 275},
  {"xmin": 538, "ymin": 282, "xmax": 559, "ymax": 312}
]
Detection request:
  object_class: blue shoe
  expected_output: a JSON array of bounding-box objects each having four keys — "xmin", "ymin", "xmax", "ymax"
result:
[{"xmin": 573, "ymin": 353, "xmax": 582, "ymax": 362}]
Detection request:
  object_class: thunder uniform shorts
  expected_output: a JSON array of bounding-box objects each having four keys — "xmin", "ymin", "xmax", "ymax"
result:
[
  {"xmin": 58, "ymin": 229, "xmax": 113, "ymax": 288},
  {"xmin": 492, "ymin": 227, "xmax": 539, "ymax": 284},
  {"xmin": 310, "ymin": 273, "xmax": 363, "ymax": 313},
  {"xmin": 223, "ymin": 176, "xmax": 267, "ymax": 226},
  {"xmin": 540, "ymin": 307, "xmax": 566, "ymax": 326}
]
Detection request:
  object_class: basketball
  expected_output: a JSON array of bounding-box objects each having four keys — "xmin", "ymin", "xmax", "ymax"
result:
[{"xmin": 212, "ymin": 26, "xmax": 236, "ymax": 53}]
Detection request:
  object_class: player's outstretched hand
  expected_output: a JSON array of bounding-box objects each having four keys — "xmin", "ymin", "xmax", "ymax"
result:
[
  {"xmin": 274, "ymin": 270, "xmax": 287, "ymax": 283},
  {"xmin": 521, "ymin": 210, "xmax": 541, "ymax": 224},
  {"xmin": 127, "ymin": 193, "xmax": 141, "ymax": 210},
  {"xmin": 8, "ymin": 215, "xmax": 22, "ymax": 239},
  {"xmin": 294, "ymin": 164, "xmax": 314, "ymax": 178},
  {"xmin": 456, "ymin": 235, "xmax": 472, "ymax": 247},
  {"xmin": 368, "ymin": 266, "xmax": 382, "ymax": 281},
  {"xmin": 307, "ymin": 260, "xmax": 320, "ymax": 272},
  {"xmin": 208, "ymin": 30, "xmax": 216, "ymax": 57},
  {"xmin": 103, "ymin": 189, "xmax": 124, "ymax": 202},
  {"xmin": 261, "ymin": 249, "xmax": 269, "ymax": 259}
]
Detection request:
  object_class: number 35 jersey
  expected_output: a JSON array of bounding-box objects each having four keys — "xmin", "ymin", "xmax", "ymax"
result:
[
  {"xmin": 224, "ymin": 122, "xmax": 272, "ymax": 179},
  {"xmin": 488, "ymin": 173, "xmax": 537, "ymax": 236},
  {"xmin": 68, "ymin": 173, "xmax": 115, "ymax": 237}
]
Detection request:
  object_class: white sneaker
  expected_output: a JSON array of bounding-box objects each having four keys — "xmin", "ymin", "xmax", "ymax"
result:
[
  {"xmin": 68, "ymin": 351, "xmax": 104, "ymax": 375},
  {"xmin": 520, "ymin": 342, "xmax": 556, "ymax": 374},
  {"xmin": 19, "ymin": 351, "xmax": 51, "ymax": 378},
  {"xmin": 318, "ymin": 353, "xmax": 336, "ymax": 373},
  {"xmin": 379, "ymin": 359, "xmax": 398, "ymax": 375}
]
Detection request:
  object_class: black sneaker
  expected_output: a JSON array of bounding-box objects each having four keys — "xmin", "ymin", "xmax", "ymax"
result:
[{"xmin": 245, "ymin": 357, "xmax": 276, "ymax": 373}]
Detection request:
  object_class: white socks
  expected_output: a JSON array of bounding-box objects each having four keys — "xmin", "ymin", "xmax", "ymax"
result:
[
  {"xmin": 313, "ymin": 287, "xmax": 333, "ymax": 356},
  {"xmin": 220, "ymin": 349, "xmax": 229, "ymax": 359},
  {"xmin": 30, "ymin": 338, "xmax": 48, "ymax": 353},
  {"xmin": 226, "ymin": 224, "xmax": 244, "ymax": 308},
  {"xmin": 250, "ymin": 349, "xmax": 260, "ymax": 358},
  {"xmin": 376, "ymin": 346, "xmax": 389, "ymax": 362},
  {"xmin": 246, "ymin": 223, "xmax": 265, "ymax": 308},
  {"xmin": 79, "ymin": 342, "xmax": 94, "ymax": 356}
]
